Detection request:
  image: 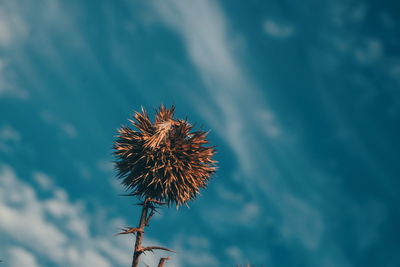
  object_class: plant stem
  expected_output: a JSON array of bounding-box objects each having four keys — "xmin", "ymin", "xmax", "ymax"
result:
[
  {"xmin": 157, "ymin": 256, "xmax": 170, "ymax": 267},
  {"xmin": 131, "ymin": 198, "xmax": 149, "ymax": 267}
]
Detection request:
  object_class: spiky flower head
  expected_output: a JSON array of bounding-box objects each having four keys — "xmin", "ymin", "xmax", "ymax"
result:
[{"xmin": 114, "ymin": 105, "xmax": 216, "ymax": 206}]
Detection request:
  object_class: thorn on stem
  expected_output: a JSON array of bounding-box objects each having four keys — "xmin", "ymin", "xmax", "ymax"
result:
[
  {"xmin": 118, "ymin": 193, "xmax": 139, "ymax": 197},
  {"xmin": 147, "ymin": 198, "xmax": 168, "ymax": 205},
  {"xmin": 115, "ymin": 227, "xmax": 143, "ymax": 235},
  {"xmin": 138, "ymin": 246, "xmax": 176, "ymax": 254}
]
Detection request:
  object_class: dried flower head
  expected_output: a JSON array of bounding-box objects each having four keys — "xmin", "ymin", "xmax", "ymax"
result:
[{"xmin": 114, "ymin": 105, "xmax": 216, "ymax": 205}]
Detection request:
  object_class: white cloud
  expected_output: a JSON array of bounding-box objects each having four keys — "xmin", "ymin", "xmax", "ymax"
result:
[
  {"xmin": 96, "ymin": 238, "xmax": 132, "ymax": 266},
  {"xmin": 77, "ymin": 250, "xmax": 111, "ymax": 267},
  {"xmin": 263, "ymin": 20, "xmax": 294, "ymax": 38},
  {"xmin": 7, "ymin": 247, "xmax": 40, "ymax": 267},
  {"xmin": 33, "ymin": 172, "xmax": 53, "ymax": 190},
  {"xmin": 1, "ymin": 165, "xmax": 178, "ymax": 267},
  {"xmin": 0, "ymin": 166, "xmax": 71, "ymax": 262},
  {"xmin": 0, "ymin": 165, "xmax": 139, "ymax": 267},
  {"xmin": 42, "ymin": 189, "xmax": 89, "ymax": 239},
  {"xmin": 0, "ymin": 6, "xmax": 28, "ymax": 47}
]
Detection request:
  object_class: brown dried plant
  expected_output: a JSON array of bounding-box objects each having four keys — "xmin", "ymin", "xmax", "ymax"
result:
[{"xmin": 114, "ymin": 105, "xmax": 216, "ymax": 267}]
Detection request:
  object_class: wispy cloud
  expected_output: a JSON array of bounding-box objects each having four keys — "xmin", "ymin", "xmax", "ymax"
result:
[
  {"xmin": 354, "ymin": 39, "xmax": 383, "ymax": 63},
  {"xmin": 0, "ymin": 3, "xmax": 29, "ymax": 99},
  {"xmin": 0, "ymin": 4, "xmax": 28, "ymax": 47},
  {"xmin": 225, "ymin": 246, "xmax": 245, "ymax": 265},
  {"xmin": 170, "ymin": 234, "xmax": 219, "ymax": 267},
  {"xmin": 0, "ymin": 125, "xmax": 20, "ymax": 142},
  {"xmin": 0, "ymin": 125, "xmax": 21, "ymax": 152},
  {"xmin": 153, "ymin": 0, "xmax": 282, "ymax": 176},
  {"xmin": 263, "ymin": 19, "xmax": 294, "ymax": 38},
  {"xmin": 0, "ymin": 60, "xmax": 28, "ymax": 99},
  {"xmin": 279, "ymin": 193, "xmax": 323, "ymax": 251},
  {"xmin": 330, "ymin": 2, "xmax": 367, "ymax": 26},
  {"xmin": 33, "ymin": 172, "xmax": 53, "ymax": 190},
  {"xmin": 40, "ymin": 110, "xmax": 78, "ymax": 139}
]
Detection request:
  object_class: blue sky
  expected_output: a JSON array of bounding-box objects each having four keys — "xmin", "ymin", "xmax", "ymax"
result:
[{"xmin": 1, "ymin": 0, "xmax": 400, "ymax": 266}]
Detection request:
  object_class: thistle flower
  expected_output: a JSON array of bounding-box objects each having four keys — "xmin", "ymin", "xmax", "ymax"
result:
[{"xmin": 114, "ymin": 105, "xmax": 216, "ymax": 205}]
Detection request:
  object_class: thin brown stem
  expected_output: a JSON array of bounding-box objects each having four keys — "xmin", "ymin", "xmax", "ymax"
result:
[
  {"xmin": 131, "ymin": 198, "xmax": 150, "ymax": 267},
  {"xmin": 128, "ymin": 198, "xmax": 174, "ymax": 267},
  {"xmin": 157, "ymin": 256, "xmax": 170, "ymax": 267},
  {"xmin": 145, "ymin": 209, "xmax": 155, "ymax": 226}
]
